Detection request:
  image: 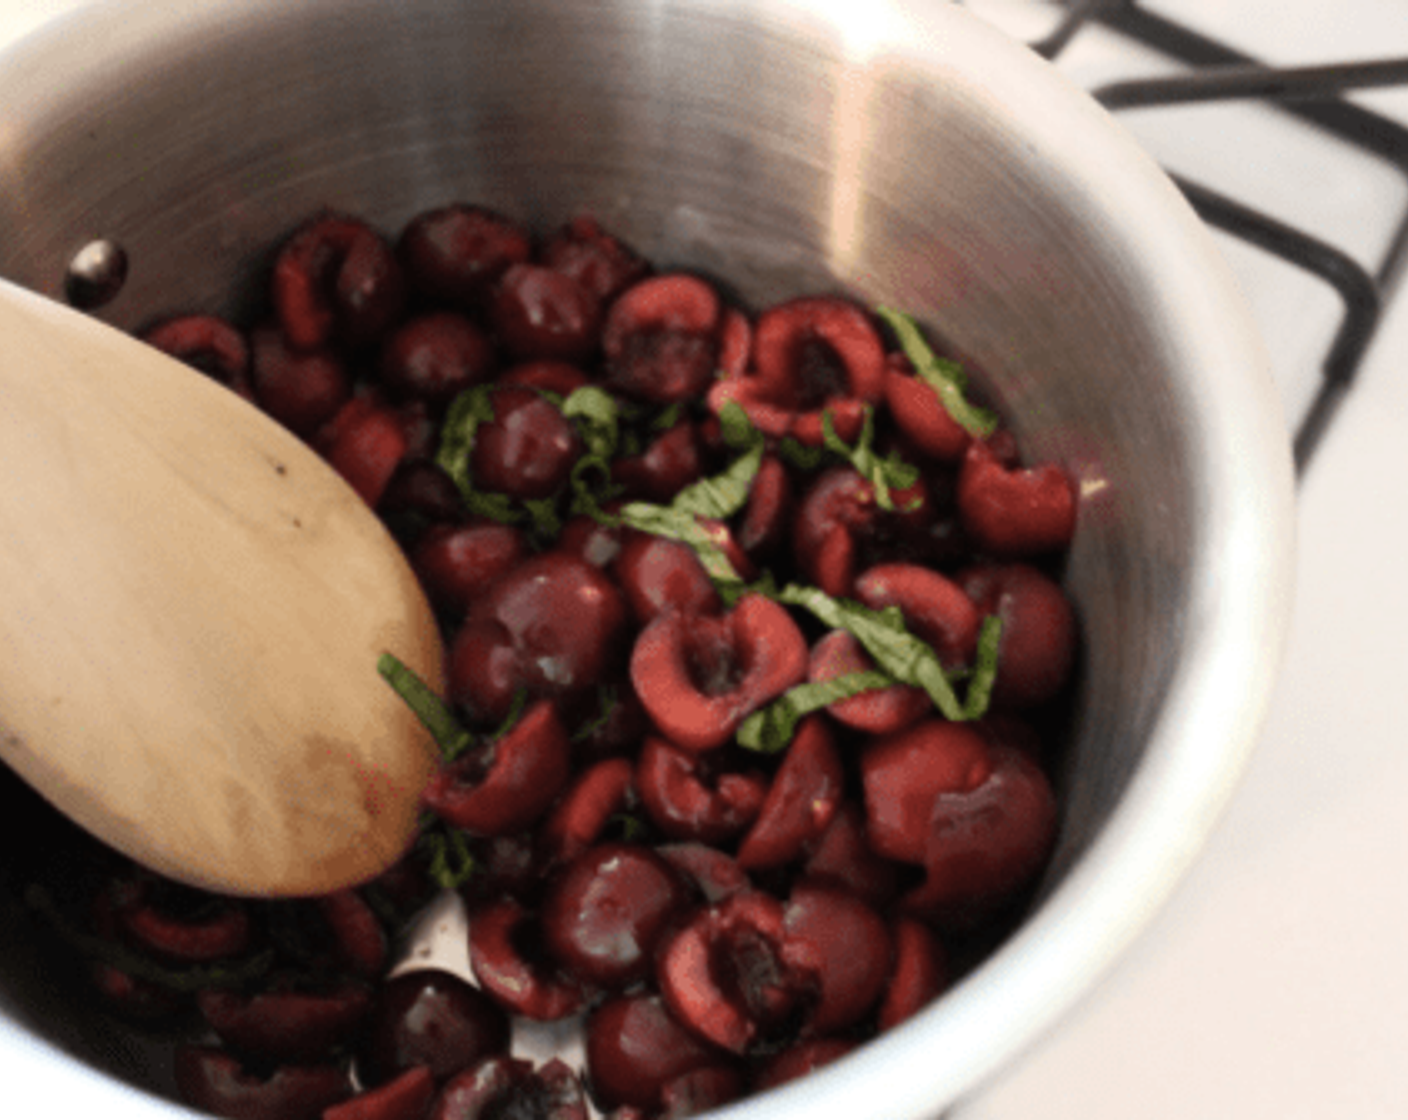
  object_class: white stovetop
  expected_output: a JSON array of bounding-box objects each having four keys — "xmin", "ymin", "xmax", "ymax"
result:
[{"xmin": 3, "ymin": 2, "xmax": 1408, "ymax": 1119}]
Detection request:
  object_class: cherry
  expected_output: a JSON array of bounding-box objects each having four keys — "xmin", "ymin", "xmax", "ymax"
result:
[
  {"xmin": 781, "ymin": 880, "xmax": 891, "ymax": 1035},
  {"xmin": 103, "ymin": 872, "xmax": 251, "ymax": 963},
  {"xmin": 249, "ymin": 322, "xmax": 350, "ymax": 438},
  {"xmin": 883, "ymin": 351, "xmax": 971, "ymax": 462},
  {"xmin": 142, "ymin": 314, "xmax": 253, "ymax": 399},
  {"xmin": 957, "ymin": 437, "xmax": 1077, "ymax": 556},
  {"xmin": 540, "ymin": 842, "xmax": 691, "ymax": 989},
  {"xmin": 876, "ymin": 917, "xmax": 949, "ymax": 1031},
  {"xmin": 398, "ymin": 204, "xmax": 532, "ymax": 310},
  {"xmin": 601, "ymin": 274, "xmax": 723, "ymax": 404},
  {"xmin": 541, "ymin": 213, "xmax": 651, "ymax": 305},
  {"xmin": 612, "ymin": 531, "xmax": 722, "ymax": 625},
  {"xmin": 536, "ymin": 757, "xmax": 637, "ymax": 869},
  {"xmin": 958, "ymin": 562, "xmax": 1078, "ymax": 710},
  {"xmin": 629, "ymin": 594, "xmax": 808, "ymax": 753},
  {"xmin": 708, "ymin": 296, "xmax": 886, "ymax": 447},
  {"xmin": 610, "ymin": 419, "xmax": 706, "ymax": 503},
  {"xmin": 173, "ymin": 1045, "xmax": 351, "ymax": 1120},
  {"xmin": 421, "ymin": 700, "xmax": 571, "ymax": 836},
  {"xmin": 197, "ymin": 974, "xmax": 373, "ymax": 1063},
  {"xmin": 467, "ymin": 898, "xmax": 586, "ymax": 1021},
  {"xmin": 636, "ymin": 736, "xmax": 768, "ymax": 845},
  {"xmin": 753, "ymin": 1038, "xmax": 856, "ymax": 1093},
  {"xmin": 315, "ymin": 394, "xmax": 411, "ymax": 509},
  {"xmin": 471, "ymin": 386, "xmax": 583, "ymax": 501},
  {"xmin": 735, "ymin": 716, "xmax": 844, "ymax": 871},
  {"xmin": 655, "ymin": 890, "xmax": 817, "ymax": 1055},
  {"xmin": 495, "ymin": 360, "xmax": 591, "ymax": 397},
  {"xmin": 428, "ymin": 1056, "xmax": 587, "ymax": 1120},
  {"xmin": 379, "ymin": 312, "xmax": 496, "ymax": 408},
  {"xmin": 585, "ymin": 993, "xmax": 732, "ymax": 1113},
  {"xmin": 448, "ymin": 551, "xmax": 629, "ymax": 723},
  {"xmin": 853, "ymin": 561, "xmax": 982, "ymax": 672},
  {"xmin": 806, "ymin": 629, "xmax": 928, "ymax": 736},
  {"xmin": 491, "ymin": 264, "xmax": 600, "ymax": 363},
  {"xmin": 656, "ymin": 842, "xmax": 751, "ymax": 905},
  {"xmin": 734, "ymin": 454, "xmax": 792, "ymax": 564},
  {"xmin": 271, "ymin": 212, "xmax": 405, "ymax": 350},
  {"xmin": 325, "ymin": 1066, "xmax": 436, "ymax": 1120},
  {"xmin": 800, "ymin": 800, "xmax": 899, "ymax": 910},
  {"xmin": 358, "ymin": 968, "xmax": 511, "ymax": 1087},
  {"xmin": 657, "ymin": 1064, "xmax": 746, "ymax": 1117},
  {"xmin": 410, "ymin": 521, "xmax": 530, "ymax": 620},
  {"xmin": 861, "ymin": 720, "xmax": 993, "ymax": 865},
  {"xmin": 315, "ymin": 888, "xmax": 390, "ymax": 979}
]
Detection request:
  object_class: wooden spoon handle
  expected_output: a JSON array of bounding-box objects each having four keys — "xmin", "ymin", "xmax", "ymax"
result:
[{"xmin": 0, "ymin": 279, "xmax": 442, "ymax": 897}]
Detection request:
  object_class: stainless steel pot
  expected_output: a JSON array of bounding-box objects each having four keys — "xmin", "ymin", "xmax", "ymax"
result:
[{"xmin": 0, "ymin": 0, "xmax": 1295, "ymax": 1117}]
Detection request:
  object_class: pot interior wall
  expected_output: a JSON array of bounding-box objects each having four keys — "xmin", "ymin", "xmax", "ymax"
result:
[{"xmin": 0, "ymin": 0, "xmax": 1204, "ymax": 1109}]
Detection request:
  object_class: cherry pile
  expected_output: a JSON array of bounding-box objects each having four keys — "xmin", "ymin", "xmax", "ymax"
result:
[{"xmin": 31, "ymin": 205, "xmax": 1079, "ymax": 1120}]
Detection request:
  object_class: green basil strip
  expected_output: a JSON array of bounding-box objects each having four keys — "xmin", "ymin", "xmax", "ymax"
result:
[
  {"xmin": 618, "ymin": 503, "xmax": 746, "ymax": 586},
  {"xmin": 24, "ymin": 884, "xmax": 275, "ymax": 993},
  {"xmin": 737, "ymin": 669, "xmax": 895, "ymax": 753},
  {"xmin": 417, "ymin": 821, "xmax": 477, "ymax": 891},
  {"xmin": 963, "ymin": 614, "xmax": 1004, "ymax": 719},
  {"xmin": 820, "ymin": 408, "xmax": 920, "ymax": 512},
  {"xmin": 777, "ymin": 583, "xmax": 994, "ymax": 721},
  {"xmin": 435, "ymin": 384, "xmax": 497, "ymax": 497},
  {"xmin": 876, "ymin": 306, "xmax": 999, "ymax": 439},
  {"xmin": 378, "ymin": 653, "xmax": 474, "ymax": 762},
  {"xmin": 561, "ymin": 386, "xmax": 621, "ymax": 461}
]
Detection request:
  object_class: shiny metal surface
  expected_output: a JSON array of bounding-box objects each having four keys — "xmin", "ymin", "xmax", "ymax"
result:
[{"xmin": 0, "ymin": 1, "xmax": 1295, "ymax": 1117}]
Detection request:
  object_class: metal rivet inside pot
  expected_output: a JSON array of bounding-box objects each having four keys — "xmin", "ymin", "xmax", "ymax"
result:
[{"xmin": 64, "ymin": 239, "xmax": 128, "ymax": 310}]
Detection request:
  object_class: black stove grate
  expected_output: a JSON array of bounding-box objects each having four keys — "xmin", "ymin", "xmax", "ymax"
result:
[{"xmin": 1003, "ymin": 0, "xmax": 1408, "ymax": 475}]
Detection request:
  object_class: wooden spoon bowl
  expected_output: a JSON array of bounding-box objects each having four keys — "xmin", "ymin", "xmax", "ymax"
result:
[{"xmin": 0, "ymin": 278, "xmax": 443, "ymax": 897}]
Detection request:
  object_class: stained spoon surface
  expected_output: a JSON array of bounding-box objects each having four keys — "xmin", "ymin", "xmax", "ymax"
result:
[{"xmin": 0, "ymin": 277, "xmax": 443, "ymax": 897}]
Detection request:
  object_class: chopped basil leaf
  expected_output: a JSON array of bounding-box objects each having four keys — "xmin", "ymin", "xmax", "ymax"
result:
[
  {"xmin": 963, "ymin": 614, "xmax": 1004, "ymax": 718},
  {"xmin": 777, "ymin": 437, "xmax": 827, "ymax": 471},
  {"xmin": 618, "ymin": 503, "xmax": 745, "ymax": 586},
  {"xmin": 717, "ymin": 399, "xmax": 758, "ymax": 450},
  {"xmin": 876, "ymin": 306, "xmax": 999, "ymax": 439},
  {"xmin": 378, "ymin": 652, "xmax": 474, "ymax": 762},
  {"xmin": 435, "ymin": 384, "xmax": 497, "ymax": 498},
  {"xmin": 776, "ymin": 584, "xmax": 1000, "ymax": 721},
  {"xmin": 737, "ymin": 669, "xmax": 895, "ymax": 753},
  {"xmin": 417, "ymin": 821, "xmax": 477, "ymax": 890},
  {"xmin": 561, "ymin": 386, "xmax": 621, "ymax": 461},
  {"xmin": 820, "ymin": 407, "xmax": 920, "ymax": 512}
]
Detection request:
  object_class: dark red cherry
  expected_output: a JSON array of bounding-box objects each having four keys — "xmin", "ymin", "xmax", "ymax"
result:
[
  {"xmin": 358, "ymin": 969, "xmax": 510, "ymax": 1088},
  {"xmin": 398, "ymin": 204, "xmax": 532, "ymax": 310}
]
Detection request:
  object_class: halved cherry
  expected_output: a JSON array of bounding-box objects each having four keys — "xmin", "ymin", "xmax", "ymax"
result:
[
  {"xmin": 471, "ymin": 386, "xmax": 583, "ymax": 501},
  {"xmin": 173, "ymin": 1045, "xmax": 351, "ymax": 1119},
  {"xmin": 657, "ymin": 1064, "xmax": 746, "ymax": 1118},
  {"xmin": 537, "ymin": 756, "xmax": 638, "ymax": 869},
  {"xmin": 630, "ymin": 594, "xmax": 808, "ymax": 753},
  {"xmin": 853, "ymin": 561, "xmax": 982, "ymax": 672},
  {"xmin": 735, "ymin": 716, "xmax": 844, "ymax": 871},
  {"xmin": 271, "ymin": 212, "xmax": 404, "ymax": 350},
  {"xmin": 410, "ymin": 520, "xmax": 529, "ymax": 620},
  {"xmin": 142, "ymin": 314, "xmax": 253, "ymax": 400},
  {"xmin": 585, "ymin": 993, "xmax": 733, "ymax": 1113},
  {"xmin": 883, "ymin": 351, "xmax": 971, "ymax": 462},
  {"xmin": 612, "ymin": 532, "xmax": 722, "ymax": 625},
  {"xmin": 541, "ymin": 213, "xmax": 651, "ymax": 305},
  {"xmin": 315, "ymin": 394, "xmax": 411, "ymax": 509},
  {"xmin": 316, "ymin": 888, "xmax": 389, "ymax": 980},
  {"xmin": 197, "ymin": 974, "xmax": 373, "ymax": 1063},
  {"xmin": 753, "ymin": 1038, "xmax": 856, "ymax": 1093},
  {"xmin": 540, "ymin": 842, "xmax": 691, "ymax": 989},
  {"xmin": 655, "ymin": 890, "xmax": 817, "ymax": 1055},
  {"xmin": 491, "ymin": 263, "xmax": 600, "ymax": 363},
  {"xmin": 602, "ymin": 274, "xmax": 723, "ymax": 404},
  {"xmin": 610, "ymin": 419, "xmax": 706, "ymax": 503},
  {"xmin": 358, "ymin": 969, "xmax": 510, "ymax": 1087},
  {"xmin": 876, "ymin": 918, "xmax": 949, "ymax": 1031},
  {"xmin": 782, "ymin": 880, "xmax": 892, "ymax": 1035},
  {"xmin": 421, "ymin": 700, "xmax": 571, "ymax": 837},
  {"xmin": 734, "ymin": 454, "xmax": 793, "ymax": 565},
  {"xmin": 428, "ymin": 1056, "xmax": 587, "ymax": 1120},
  {"xmin": 397, "ymin": 204, "xmax": 531, "ymax": 310},
  {"xmin": 957, "ymin": 437, "xmax": 1077, "ymax": 557},
  {"xmin": 249, "ymin": 322, "xmax": 350, "ymax": 438},
  {"xmin": 378, "ymin": 311, "xmax": 496, "ymax": 409},
  {"xmin": 656, "ymin": 843, "xmax": 751, "ymax": 905},
  {"xmin": 957, "ymin": 562, "xmax": 1078, "ymax": 710},
  {"xmin": 324, "ymin": 1066, "xmax": 436, "ymax": 1120},
  {"xmin": 467, "ymin": 897, "xmax": 586, "ymax": 1021},
  {"xmin": 105, "ymin": 872, "xmax": 252, "ymax": 964},
  {"xmin": 806, "ymin": 629, "xmax": 928, "ymax": 736},
  {"xmin": 448, "ymin": 551, "xmax": 629, "ymax": 723},
  {"xmin": 800, "ymin": 800, "xmax": 900, "ymax": 910},
  {"xmin": 636, "ymin": 736, "xmax": 768, "ymax": 845}
]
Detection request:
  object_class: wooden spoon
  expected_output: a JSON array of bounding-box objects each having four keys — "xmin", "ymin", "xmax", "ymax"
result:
[{"xmin": 0, "ymin": 277, "xmax": 444, "ymax": 898}]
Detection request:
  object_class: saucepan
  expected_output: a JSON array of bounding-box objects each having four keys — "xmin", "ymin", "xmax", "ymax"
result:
[{"xmin": 0, "ymin": 0, "xmax": 1295, "ymax": 1117}]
